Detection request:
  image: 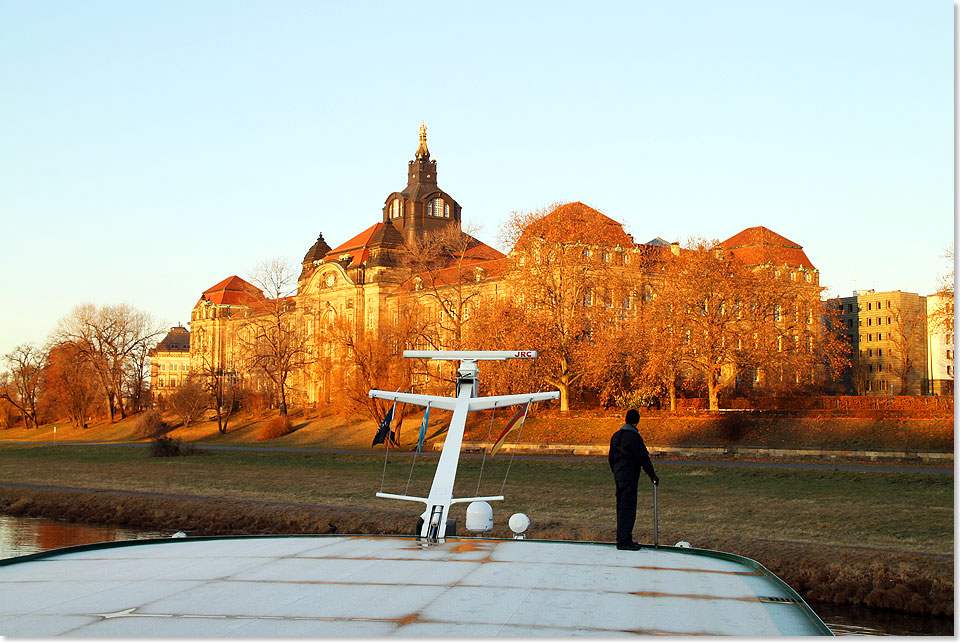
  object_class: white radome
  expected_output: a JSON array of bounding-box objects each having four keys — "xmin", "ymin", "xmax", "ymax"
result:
[
  {"xmin": 675, "ymin": 540, "xmax": 691, "ymax": 548},
  {"xmin": 508, "ymin": 512, "xmax": 531, "ymax": 534},
  {"xmin": 465, "ymin": 501, "xmax": 494, "ymax": 532}
]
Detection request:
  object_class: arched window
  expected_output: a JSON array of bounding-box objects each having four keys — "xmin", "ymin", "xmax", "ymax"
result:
[
  {"xmin": 429, "ymin": 197, "xmax": 445, "ymax": 217},
  {"xmin": 444, "ymin": 203, "xmax": 450, "ymax": 218},
  {"xmin": 390, "ymin": 198, "xmax": 402, "ymax": 218}
]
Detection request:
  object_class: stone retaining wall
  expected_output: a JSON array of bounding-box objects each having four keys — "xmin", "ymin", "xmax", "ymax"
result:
[{"xmin": 435, "ymin": 441, "xmax": 953, "ymax": 464}]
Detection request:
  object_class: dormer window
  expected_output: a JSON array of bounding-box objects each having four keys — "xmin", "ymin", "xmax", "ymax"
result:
[
  {"xmin": 428, "ymin": 197, "xmax": 448, "ymax": 218},
  {"xmin": 390, "ymin": 198, "xmax": 402, "ymax": 219}
]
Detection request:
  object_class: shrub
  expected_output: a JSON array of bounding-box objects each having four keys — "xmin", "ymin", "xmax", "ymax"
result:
[
  {"xmin": 134, "ymin": 410, "xmax": 170, "ymax": 439},
  {"xmin": 614, "ymin": 387, "xmax": 662, "ymax": 410},
  {"xmin": 149, "ymin": 436, "xmax": 205, "ymax": 457},
  {"xmin": 257, "ymin": 415, "xmax": 294, "ymax": 441},
  {"xmin": 150, "ymin": 436, "xmax": 181, "ymax": 457},
  {"xmin": 242, "ymin": 390, "xmax": 272, "ymax": 419}
]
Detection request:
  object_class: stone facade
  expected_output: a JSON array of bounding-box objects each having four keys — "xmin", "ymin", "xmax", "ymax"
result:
[
  {"xmin": 148, "ymin": 325, "xmax": 191, "ymax": 405},
  {"xmin": 182, "ymin": 127, "xmax": 824, "ymax": 408}
]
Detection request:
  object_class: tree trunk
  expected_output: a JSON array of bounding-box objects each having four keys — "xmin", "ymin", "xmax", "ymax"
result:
[
  {"xmin": 116, "ymin": 381, "xmax": 127, "ymax": 419},
  {"xmin": 668, "ymin": 380, "xmax": 677, "ymax": 413},
  {"xmin": 707, "ymin": 376, "xmax": 719, "ymax": 411},
  {"xmin": 559, "ymin": 384, "xmax": 569, "ymax": 412}
]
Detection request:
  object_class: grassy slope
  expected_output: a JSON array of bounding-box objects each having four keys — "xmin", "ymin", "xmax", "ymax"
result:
[{"xmin": 1, "ymin": 408, "xmax": 954, "ymax": 452}]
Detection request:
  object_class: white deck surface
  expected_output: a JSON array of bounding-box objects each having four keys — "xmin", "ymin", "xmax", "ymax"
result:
[{"xmin": 0, "ymin": 536, "xmax": 829, "ymax": 636}]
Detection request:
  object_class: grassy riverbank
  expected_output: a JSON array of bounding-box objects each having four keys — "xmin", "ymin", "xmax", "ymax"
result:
[{"xmin": 0, "ymin": 444, "xmax": 952, "ymax": 617}]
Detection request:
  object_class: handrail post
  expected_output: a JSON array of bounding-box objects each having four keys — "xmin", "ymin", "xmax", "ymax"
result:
[{"xmin": 653, "ymin": 483, "xmax": 659, "ymax": 549}]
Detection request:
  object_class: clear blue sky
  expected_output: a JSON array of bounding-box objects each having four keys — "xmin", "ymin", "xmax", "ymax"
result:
[{"xmin": 0, "ymin": 0, "xmax": 953, "ymax": 358}]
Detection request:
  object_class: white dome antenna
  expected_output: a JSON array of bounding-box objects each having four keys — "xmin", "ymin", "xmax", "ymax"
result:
[
  {"xmin": 509, "ymin": 513, "xmax": 530, "ymax": 539},
  {"xmin": 465, "ymin": 501, "xmax": 494, "ymax": 533}
]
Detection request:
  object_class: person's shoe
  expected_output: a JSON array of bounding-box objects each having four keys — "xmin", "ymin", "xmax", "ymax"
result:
[{"xmin": 616, "ymin": 541, "xmax": 642, "ymax": 551}]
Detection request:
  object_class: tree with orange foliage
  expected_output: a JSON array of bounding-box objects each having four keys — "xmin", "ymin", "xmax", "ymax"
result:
[
  {"xmin": 0, "ymin": 397, "xmax": 18, "ymax": 429},
  {"xmin": 496, "ymin": 202, "xmax": 634, "ymax": 411},
  {"xmin": 44, "ymin": 342, "xmax": 101, "ymax": 428},
  {"xmin": 643, "ymin": 239, "xmax": 848, "ymax": 410},
  {"xmin": 321, "ymin": 310, "xmax": 421, "ymax": 425},
  {"xmin": 467, "ymin": 299, "xmax": 547, "ymax": 397}
]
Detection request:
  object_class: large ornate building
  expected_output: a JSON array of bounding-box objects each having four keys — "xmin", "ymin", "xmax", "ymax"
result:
[
  {"xmin": 148, "ymin": 325, "xmax": 191, "ymax": 406},
  {"xmin": 183, "ymin": 126, "xmax": 822, "ymax": 408}
]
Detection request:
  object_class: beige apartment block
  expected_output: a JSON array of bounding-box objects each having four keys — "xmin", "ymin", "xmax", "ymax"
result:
[
  {"xmin": 924, "ymin": 292, "xmax": 954, "ymax": 395},
  {"xmin": 838, "ymin": 290, "xmax": 929, "ymax": 395},
  {"xmin": 148, "ymin": 325, "xmax": 191, "ymax": 405}
]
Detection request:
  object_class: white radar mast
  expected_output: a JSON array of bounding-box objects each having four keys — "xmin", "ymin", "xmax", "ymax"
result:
[{"xmin": 369, "ymin": 350, "xmax": 559, "ymax": 543}]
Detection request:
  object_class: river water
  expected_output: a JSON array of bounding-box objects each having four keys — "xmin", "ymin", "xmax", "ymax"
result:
[{"xmin": 0, "ymin": 515, "xmax": 951, "ymax": 636}]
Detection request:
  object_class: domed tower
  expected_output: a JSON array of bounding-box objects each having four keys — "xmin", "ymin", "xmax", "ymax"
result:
[
  {"xmin": 298, "ymin": 233, "xmax": 332, "ymax": 282},
  {"xmin": 382, "ymin": 123, "xmax": 462, "ymax": 245}
]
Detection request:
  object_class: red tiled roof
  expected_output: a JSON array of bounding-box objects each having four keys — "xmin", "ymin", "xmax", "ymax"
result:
[
  {"xmin": 401, "ymin": 256, "xmax": 509, "ymax": 292},
  {"xmin": 462, "ymin": 243, "xmax": 506, "ymax": 261},
  {"xmin": 399, "ymin": 237, "xmax": 506, "ymax": 292},
  {"xmin": 720, "ymin": 226, "xmax": 815, "ymax": 270},
  {"xmin": 196, "ymin": 275, "xmax": 264, "ymax": 308},
  {"xmin": 323, "ymin": 223, "xmax": 383, "ymax": 266},
  {"xmin": 517, "ymin": 202, "xmax": 635, "ymax": 249}
]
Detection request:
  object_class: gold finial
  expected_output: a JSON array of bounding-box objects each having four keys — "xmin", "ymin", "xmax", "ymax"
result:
[{"xmin": 416, "ymin": 121, "xmax": 430, "ymax": 159}]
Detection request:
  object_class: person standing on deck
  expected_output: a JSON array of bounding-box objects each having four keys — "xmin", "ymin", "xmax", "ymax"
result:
[{"xmin": 608, "ymin": 408, "xmax": 659, "ymax": 550}]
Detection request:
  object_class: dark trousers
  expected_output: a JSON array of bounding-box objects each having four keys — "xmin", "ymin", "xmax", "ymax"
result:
[{"xmin": 615, "ymin": 478, "xmax": 638, "ymax": 545}]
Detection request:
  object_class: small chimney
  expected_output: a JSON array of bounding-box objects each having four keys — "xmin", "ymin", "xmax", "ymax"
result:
[{"xmin": 670, "ymin": 241, "xmax": 680, "ymax": 256}]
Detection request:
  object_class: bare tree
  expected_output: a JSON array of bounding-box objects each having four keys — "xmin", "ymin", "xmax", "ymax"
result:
[
  {"xmin": 849, "ymin": 358, "xmax": 870, "ymax": 396},
  {"xmin": 197, "ymin": 353, "xmax": 238, "ymax": 434},
  {"xmin": 0, "ymin": 344, "xmax": 47, "ymax": 429},
  {"xmin": 888, "ymin": 302, "xmax": 926, "ymax": 395},
  {"xmin": 56, "ymin": 304, "xmax": 164, "ymax": 421},
  {"xmin": 240, "ymin": 259, "xmax": 311, "ymax": 416},
  {"xmin": 402, "ymin": 224, "xmax": 497, "ymax": 352},
  {"xmin": 124, "ymin": 336, "xmax": 153, "ymax": 414},
  {"xmin": 930, "ymin": 245, "xmax": 954, "ymax": 335}
]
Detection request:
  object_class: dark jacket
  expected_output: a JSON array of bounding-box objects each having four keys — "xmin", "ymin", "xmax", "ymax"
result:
[{"xmin": 608, "ymin": 423, "xmax": 656, "ymax": 482}]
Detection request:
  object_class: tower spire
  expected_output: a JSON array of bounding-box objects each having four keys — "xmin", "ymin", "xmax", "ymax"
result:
[{"xmin": 416, "ymin": 121, "xmax": 430, "ymax": 159}]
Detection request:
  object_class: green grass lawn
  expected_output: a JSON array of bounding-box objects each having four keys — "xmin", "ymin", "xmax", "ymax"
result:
[{"xmin": 0, "ymin": 444, "xmax": 951, "ymax": 555}]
